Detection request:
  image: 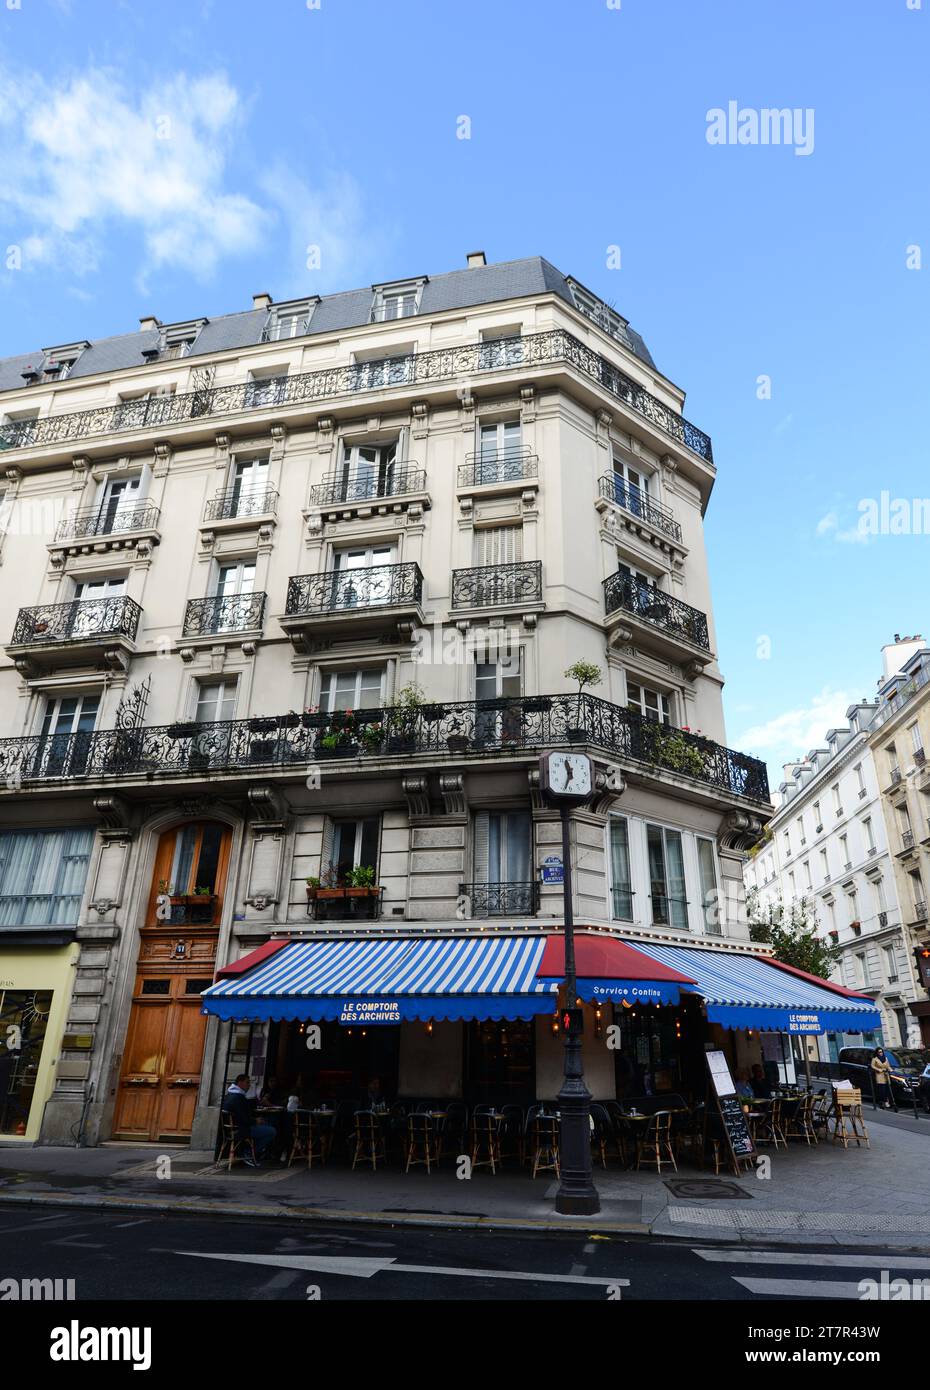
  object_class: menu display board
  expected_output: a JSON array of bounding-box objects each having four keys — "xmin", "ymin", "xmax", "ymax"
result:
[{"xmin": 704, "ymin": 1049, "xmax": 755, "ymax": 1168}]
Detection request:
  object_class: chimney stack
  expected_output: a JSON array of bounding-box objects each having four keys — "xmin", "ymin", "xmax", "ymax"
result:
[
  {"xmin": 139, "ymin": 316, "xmax": 160, "ymax": 333},
  {"xmin": 466, "ymin": 251, "xmax": 487, "ymax": 269},
  {"xmin": 252, "ymin": 293, "xmax": 273, "ymax": 311}
]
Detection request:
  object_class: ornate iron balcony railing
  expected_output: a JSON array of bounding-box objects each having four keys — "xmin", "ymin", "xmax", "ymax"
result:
[
  {"xmin": 451, "ymin": 560, "xmax": 543, "ymax": 609},
  {"xmin": 10, "ymin": 595, "xmax": 141, "ymax": 646},
  {"xmin": 915, "ymin": 900, "xmax": 928, "ymax": 922},
  {"xmin": 603, "ymin": 571, "xmax": 710, "ymax": 651},
  {"xmin": 182, "ymin": 593, "xmax": 266, "ymax": 637},
  {"xmin": 370, "ymin": 301, "xmax": 418, "ymax": 322},
  {"xmin": 54, "ymin": 502, "xmax": 161, "ymax": 542},
  {"xmin": 0, "ymin": 330, "xmax": 713, "ymax": 463},
  {"xmin": 902, "ymin": 829, "xmax": 915, "ymax": 850},
  {"xmin": 597, "ymin": 473, "xmax": 682, "ymax": 543},
  {"xmin": 285, "ymin": 562, "xmax": 423, "ymax": 616},
  {"xmin": 0, "ymin": 692, "xmax": 769, "ymax": 803},
  {"xmin": 458, "ymin": 447, "xmax": 538, "ymax": 488},
  {"xmin": 458, "ymin": 882, "xmax": 539, "ymax": 917},
  {"xmin": 308, "ymin": 465, "xmax": 426, "ymax": 508},
  {"xmin": 202, "ymin": 486, "xmax": 278, "ymax": 522}
]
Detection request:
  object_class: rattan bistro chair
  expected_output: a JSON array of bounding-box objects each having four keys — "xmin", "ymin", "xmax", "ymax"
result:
[
  {"xmin": 406, "ymin": 1112, "xmax": 440, "ymax": 1173},
  {"xmin": 831, "ymin": 1088, "xmax": 870, "ymax": 1150},
  {"xmin": 352, "ymin": 1110, "xmax": 386, "ymax": 1171},
  {"xmin": 288, "ymin": 1112, "xmax": 325, "ymax": 1169},
  {"xmin": 785, "ymin": 1091, "xmax": 817, "ymax": 1145},
  {"xmin": 216, "ymin": 1111, "xmax": 256, "ymax": 1171},
  {"xmin": 529, "ymin": 1113, "xmax": 560, "ymax": 1179},
  {"xmin": 470, "ymin": 1111, "xmax": 503, "ymax": 1175},
  {"xmin": 635, "ymin": 1110, "xmax": 677, "ymax": 1174}
]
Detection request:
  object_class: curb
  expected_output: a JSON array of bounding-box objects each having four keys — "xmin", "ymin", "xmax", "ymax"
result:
[{"xmin": 0, "ymin": 1188, "xmax": 650, "ymax": 1237}]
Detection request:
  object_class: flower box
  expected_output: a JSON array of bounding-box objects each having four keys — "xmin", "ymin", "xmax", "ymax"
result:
[
  {"xmin": 316, "ymin": 887, "xmax": 345, "ymax": 901},
  {"xmin": 522, "ymin": 697, "xmax": 552, "ymax": 714},
  {"xmin": 421, "ymin": 704, "xmax": 444, "ymax": 722},
  {"xmin": 446, "ymin": 734, "xmax": 470, "ymax": 754},
  {"xmin": 302, "ymin": 712, "xmax": 328, "ymax": 729},
  {"xmin": 276, "ymin": 713, "xmax": 301, "ymax": 729},
  {"xmin": 248, "ymin": 717, "xmax": 278, "ymax": 734},
  {"xmin": 167, "ymin": 722, "xmax": 199, "ymax": 740},
  {"xmin": 316, "ymin": 742, "xmax": 358, "ymax": 759},
  {"xmin": 345, "ymin": 886, "xmax": 380, "ymax": 898}
]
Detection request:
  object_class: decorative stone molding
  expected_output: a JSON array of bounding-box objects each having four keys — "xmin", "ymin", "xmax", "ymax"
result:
[
  {"xmin": 247, "ymin": 784, "xmax": 288, "ymax": 836},
  {"xmin": 153, "ymin": 441, "xmax": 173, "ymax": 476},
  {"xmin": 179, "ymin": 645, "xmax": 196, "ymax": 664},
  {"xmin": 102, "ymin": 647, "xmax": 131, "ymax": 675},
  {"xmin": 240, "ymin": 640, "xmax": 257, "ymax": 659},
  {"xmin": 718, "ymin": 811, "xmax": 766, "ymax": 852},
  {"xmin": 683, "ymin": 659, "xmax": 705, "ymax": 681},
  {"xmin": 591, "ymin": 766, "xmax": 626, "ymax": 816},
  {"xmin": 243, "ymin": 892, "xmax": 278, "ymax": 912},
  {"xmin": 402, "ymin": 776, "xmax": 431, "ymax": 819},
  {"xmin": 607, "ymin": 623, "xmax": 634, "ymax": 648},
  {"xmin": 315, "ymin": 416, "xmax": 336, "ymax": 456},
  {"xmin": 71, "ymin": 456, "xmax": 90, "ymax": 490},
  {"xmin": 439, "ymin": 773, "xmax": 467, "ymax": 818},
  {"xmin": 93, "ymin": 794, "xmax": 137, "ymax": 842},
  {"xmin": 410, "ymin": 400, "xmax": 430, "ymax": 440},
  {"xmin": 5, "ymin": 466, "xmax": 22, "ymax": 484}
]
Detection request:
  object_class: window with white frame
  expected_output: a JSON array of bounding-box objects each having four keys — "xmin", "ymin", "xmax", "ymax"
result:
[
  {"xmin": 803, "ymin": 859, "xmax": 813, "ymax": 890},
  {"xmin": 36, "ymin": 693, "xmax": 101, "ymax": 777},
  {"xmin": 909, "ymin": 721, "xmax": 923, "ymax": 754},
  {"xmin": 855, "ymin": 763, "xmax": 866, "ymax": 798},
  {"xmin": 796, "ymin": 815, "xmax": 805, "ymax": 845},
  {"xmin": 696, "ymin": 837, "xmax": 720, "ymax": 934},
  {"xmin": 832, "ymin": 782, "xmax": 842, "ymax": 816},
  {"xmin": 626, "ymin": 681, "xmax": 671, "ymax": 726},
  {"xmin": 336, "ymin": 440, "xmax": 398, "ymax": 502},
  {"xmin": 883, "ymin": 944, "xmax": 898, "ymax": 983},
  {"xmin": 608, "ymin": 817, "xmax": 634, "ymax": 921},
  {"xmin": 372, "ymin": 288, "xmax": 419, "ymax": 322},
  {"xmin": 820, "ymin": 847, "xmax": 829, "ymax": 882},
  {"xmin": 782, "ymin": 830, "xmax": 791, "ymax": 858},
  {"xmin": 872, "ymin": 876, "xmax": 886, "ymax": 913},
  {"xmin": 839, "ymin": 832, "xmax": 849, "ymax": 867},
  {"xmin": 0, "ymin": 827, "xmax": 95, "ymax": 927},
  {"xmin": 332, "ymin": 544, "xmax": 396, "ymax": 607},
  {"xmin": 646, "ymin": 824, "xmax": 688, "ymax": 930},
  {"xmin": 813, "ymin": 799, "xmax": 822, "ymax": 829},
  {"xmin": 329, "ymin": 816, "xmax": 380, "ymax": 882},
  {"xmin": 321, "ymin": 669, "xmax": 383, "ymax": 713},
  {"xmin": 610, "ymin": 454, "xmax": 653, "ymax": 519},
  {"xmin": 847, "ymin": 887, "xmax": 859, "ymax": 924},
  {"xmin": 472, "ymin": 811, "xmax": 532, "ymax": 891},
  {"xmin": 862, "ymin": 817, "xmax": 875, "ymax": 854},
  {"xmin": 261, "ymin": 302, "xmax": 315, "ymax": 342},
  {"xmin": 474, "ymin": 649, "xmax": 522, "ymax": 744},
  {"xmin": 195, "ymin": 678, "xmax": 237, "ymax": 724},
  {"xmin": 229, "ymin": 456, "xmax": 270, "ymax": 514},
  {"xmin": 476, "ymin": 420, "xmax": 523, "ymax": 481}
]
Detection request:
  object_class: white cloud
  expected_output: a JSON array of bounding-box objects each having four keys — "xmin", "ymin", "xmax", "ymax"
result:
[
  {"xmin": 736, "ymin": 687, "xmax": 854, "ymax": 769},
  {"xmin": 0, "ymin": 67, "xmax": 271, "ymax": 281},
  {"xmin": 259, "ymin": 162, "xmax": 380, "ymax": 292},
  {"xmin": 815, "ymin": 508, "xmax": 870, "ymax": 545}
]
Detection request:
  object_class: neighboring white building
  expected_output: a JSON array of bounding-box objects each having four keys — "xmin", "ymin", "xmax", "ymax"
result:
[
  {"xmin": 744, "ymin": 676, "xmax": 924, "ymax": 1055},
  {"xmin": 0, "ymin": 252, "xmax": 776, "ymax": 1147}
]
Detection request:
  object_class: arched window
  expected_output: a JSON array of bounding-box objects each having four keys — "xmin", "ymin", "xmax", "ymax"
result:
[{"xmin": 147, "ymin": 821, "xmax": 231, "ymax": 926}]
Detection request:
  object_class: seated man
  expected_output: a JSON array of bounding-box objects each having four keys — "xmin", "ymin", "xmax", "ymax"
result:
[
  {"xmin": 222, "ymin": 1074, "xmax": 277, "ymax": 1167},
  {"xmin": 734, "ymin": 1070, "xmax": 754, "ymax": 1100},
  {"xmin": 749, "ymin": 1064, "xmax": 772, "ymax": 1100},
  {"xmin": 362, "ymin": 1075, "xmax": 390, "ymax": 1112}
]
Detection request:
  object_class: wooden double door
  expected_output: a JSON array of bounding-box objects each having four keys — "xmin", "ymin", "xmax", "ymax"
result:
[{"xmin": 113, "ymin": 932, "xmax": 217, "ymax": 1142}]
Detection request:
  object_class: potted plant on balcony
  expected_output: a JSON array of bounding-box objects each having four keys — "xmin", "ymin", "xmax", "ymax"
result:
[
  {"xmin": 386, "ymin": 682, "xmax": 424, "ymax": 754},
  {"xmin": 522, "ymin": 695, "xmax": 552, "ymax": 715},
  {"xmin": 315, "ymin": 862, "xmax": 344, "ymax": 902},
  {"xmin": 653, "ymin": 728, "xmax": 708, "ymax": 779},
  {"xmin": 359, "ymin": 721, "xmax": 384, "ymax": 754},
  {"xmin": 305, "ymin": 875, "xmax": 321, "ymax": 901},
  {"xmin": 301, "ymin": 706, "xmax": 329, "ymax": 730},
  {"xmin": 564, "ymin": 660, "xmax": 601, "ymax": 741},
  {"xmin": 344, "ymin": 864, "xmax": 378, "ymax": 898},
  {"xmin": 276, "ymin": 711, "xmax": 301, "ymax": 730}
]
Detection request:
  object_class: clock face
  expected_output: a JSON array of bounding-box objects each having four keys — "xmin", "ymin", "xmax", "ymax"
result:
[{"xmin": 546, "ymin": 752, "xmax": 593, "ymax": 797}]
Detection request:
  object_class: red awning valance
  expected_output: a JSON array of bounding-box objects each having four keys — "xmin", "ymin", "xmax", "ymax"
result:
[{"xmin": 537, "ymin": 934, "xmax": 695, "ymax": 983}]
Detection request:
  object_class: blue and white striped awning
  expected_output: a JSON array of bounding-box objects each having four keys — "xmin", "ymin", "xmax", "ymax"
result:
[
  {"xmin": 201, "ymin": 936, "xmax": 559, "ymax": 1023},
  {"xmin": 623, "ymin": 940, "xmax": 881, "ymax": 1034}
]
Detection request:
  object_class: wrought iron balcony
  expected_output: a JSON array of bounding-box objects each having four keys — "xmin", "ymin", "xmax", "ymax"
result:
[
  {"xmin": 0, "ymin": 330, "xmax": 713, "ymax": 463},
  {"xmin": 0, "ymin": 692, "xmax": 770, "ymax": 806},
  {"xmin": 285, "ymin": 562, "xmax": 423, "ymax": 616},
  {"xmin": 603, "ymin": 572, "xmax": 710, "ymax": 652},
  {"xmin": 182, "ymin": 593, "xmax": 266, "ymax": 637},
  {"xmin": 597, "ymin": 473, "xmax": 682, "ymax": 543},
  {"xmin": 902, "ymin": 829, "xmax": 915, "ymax": 851},
  {"xmin": 203, "ymin": 486, "xmax": 278, "ymax": 522},
  {"xmin": 458, "ymin": 882, "xmax": 539, "ymax": 917},
  {"xmin": 54, "ymin": 502, "xmax": 161, "ymax": 542},
  {"xmin": 309, "ymin": 465, "xmax": 427, "ymax": 508},
  {"xmin": 10, "ymin": 595, "xmax": 141, "ymax": 647},
  {"xmin": 458, "ymin": 447, "xmax": 538, "ymax": 489},
  {"xmin": 451, "ymin": 561, "xmax": 543, "ymax": 610},
  {"xmin": 915, "ymin": 900, "xmax": 928, "ymax": 923}
]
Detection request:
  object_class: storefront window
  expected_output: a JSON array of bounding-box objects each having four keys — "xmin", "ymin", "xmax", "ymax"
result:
[{"xmin": 0, "ymin": 990, "xmax": 53, "ymax": 1135}]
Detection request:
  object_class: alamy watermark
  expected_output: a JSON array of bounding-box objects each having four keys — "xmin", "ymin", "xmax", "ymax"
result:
[{"xmin": 706, "ymin": 102, "xmax": 814, "ymax": 157}]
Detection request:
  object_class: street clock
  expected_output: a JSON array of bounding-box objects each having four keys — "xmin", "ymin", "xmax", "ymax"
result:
[{"xmin": 539, "ymin": 750, "xmax": 594, "ymax": 804}]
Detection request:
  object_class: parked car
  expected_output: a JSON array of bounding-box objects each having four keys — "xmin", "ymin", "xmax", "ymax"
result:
[{"xmin": 837, "ymin": 1046, "xmax": 930, "ymax": 1107}]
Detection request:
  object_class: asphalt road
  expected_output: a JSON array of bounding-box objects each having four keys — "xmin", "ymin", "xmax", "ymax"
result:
[{"xmin": 0, "ymin": 1205, "xmax": 927, "ymax": 1303}]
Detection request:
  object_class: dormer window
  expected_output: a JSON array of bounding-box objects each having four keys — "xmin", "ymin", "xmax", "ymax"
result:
[
  {"xmin": 32, "ymin": 341, "xmax": 90, "ymax": 384},
  {"xmin": 261, "ymin": 300, "xmax": 317, "ymax": 343},
  {"xmin": 370, "ymin": 279, "xmax": 425, "ymax": 323},
  {"xmin": 144, "ymin": 320, "xmax": 206, "ymax": 364}
]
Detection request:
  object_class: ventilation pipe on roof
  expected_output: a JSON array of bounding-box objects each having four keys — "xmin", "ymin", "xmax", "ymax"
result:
[{"xmin": 466, "ymin": 250, "xmax": 487, "ymax": 268}]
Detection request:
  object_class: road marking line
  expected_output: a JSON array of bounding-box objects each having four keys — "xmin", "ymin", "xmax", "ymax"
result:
[
  {"xmin": 695, "ymin": 1249, "xmax": 930, "ymax": 1270},
  {"xmin": 733, "ymin": 1276, "xmax": 869, "ymax": 1299},
  {"xmin": 176, "ymin": 1250, "xmax": 630, "ymax": 1288}
]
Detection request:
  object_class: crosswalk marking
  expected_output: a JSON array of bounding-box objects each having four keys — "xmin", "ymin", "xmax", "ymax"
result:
[
  {"xmin": 694, "ymin": 1249, "xmax": 930, "ymax": 1271},
  {"xmin": 733, "ymin": 1277, "xmax": 869, "ymax": 1299}
]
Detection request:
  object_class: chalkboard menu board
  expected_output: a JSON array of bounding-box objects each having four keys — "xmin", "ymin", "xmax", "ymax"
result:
[{"xmin": 704, "ymin": 1049, "xmax": 755, "ymax": 1169}]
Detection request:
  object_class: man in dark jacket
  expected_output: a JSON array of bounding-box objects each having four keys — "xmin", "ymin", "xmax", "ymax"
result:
[{"xmin": 222, "ymin": 1074, "xmax": 277, "ymax": 1166}]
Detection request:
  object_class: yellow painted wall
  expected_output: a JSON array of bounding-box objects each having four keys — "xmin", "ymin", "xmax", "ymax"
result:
[{"xmin": 0, "ymin": 944, "xmax": 77, "ymax": 1143}]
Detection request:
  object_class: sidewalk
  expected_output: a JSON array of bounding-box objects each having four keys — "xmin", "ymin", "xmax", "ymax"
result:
[{"xmin": 1, "ymin": 1109, "xmax": 927, "ymax": 1247}]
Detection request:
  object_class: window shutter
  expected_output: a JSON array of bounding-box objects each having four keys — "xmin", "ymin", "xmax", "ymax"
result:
[
  {"xmin": 320, "ymin": 818, "xmax": 335, "ymax": 884},
  {"xmin": 472, "ymin": 813, "xmax": 490, "ymax": 881},
  {"xmin": 475, "ymin": 526, "xmax": 523, "ymax": 565}
]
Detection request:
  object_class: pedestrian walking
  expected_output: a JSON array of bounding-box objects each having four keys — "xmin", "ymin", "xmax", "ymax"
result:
[{"xmin": 870, "ymin": 1048, "xmax": 894, "ymax": 1109}]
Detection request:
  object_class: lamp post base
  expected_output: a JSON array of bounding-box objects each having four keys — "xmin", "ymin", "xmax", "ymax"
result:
[{"xmin": 554, "ymin": 1190, "xmax": 601, "ymax": 1216}]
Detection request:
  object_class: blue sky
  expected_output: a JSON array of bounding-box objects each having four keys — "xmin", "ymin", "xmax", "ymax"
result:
[{"xmin": 1, "ymin": 0, "xmax": 927, "ymax": 786}]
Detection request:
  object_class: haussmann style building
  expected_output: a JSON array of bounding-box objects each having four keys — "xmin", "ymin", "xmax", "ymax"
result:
[{"xmin": 0, "ymin": 251, "xmax": 880, "ymax": 1150}]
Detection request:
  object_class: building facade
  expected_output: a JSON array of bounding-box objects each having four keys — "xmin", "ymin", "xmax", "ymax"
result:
[
  {"xmin": 744, "ymin": 638, "xmax": 930, "ymax": 1055},
  {"xmin": 867, "ymin": 638, "xmax": 930, "ymax": 1046},
  {"xmin": 0, "ymin": 252, "xmax": 773, "ymax": 1147}
]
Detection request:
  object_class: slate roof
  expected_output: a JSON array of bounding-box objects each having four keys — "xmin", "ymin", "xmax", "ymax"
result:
[{"xmin": 0, "ymin": 256, "xmax": 656, "ymax": 395}]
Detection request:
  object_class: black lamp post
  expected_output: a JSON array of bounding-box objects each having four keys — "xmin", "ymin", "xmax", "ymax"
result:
[{"xmin": 539, "ymin": 751, "xmax": 600, "ymax": 1216}]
